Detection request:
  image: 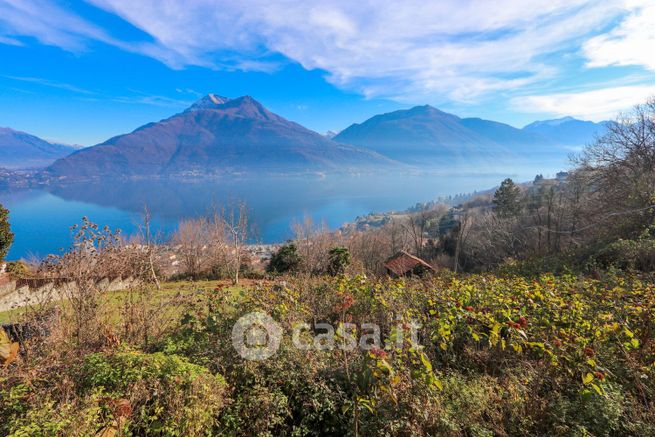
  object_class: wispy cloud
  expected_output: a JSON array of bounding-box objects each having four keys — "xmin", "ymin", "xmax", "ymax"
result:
[
  {"xmin": 73, "ymin": 87, "xmax": 190, "ymax": 108},
  {"xmin": 109, "ymin": 94, "xmax": 192, "ymax": 108},
  {"xmin": 0, "ymin": 34, "xmax": 21, "ymax": 45},
  {"xmin": 0, "ymin": 0, "xmax": 114, "ymax": 51},
  {"xmin": 4, "ymin": 75, "xmax": 95, "ymax": 94},
  {"xmin": 511, "ymin": 84, "xmax": 655, "ymax": 120},
  {"xmin": 1, "ymin": 0, "xmax": 653, "ymax": 110},
  {"xmin": 175, "ymin": 88, "xmax": 203, "ymax": 97}
]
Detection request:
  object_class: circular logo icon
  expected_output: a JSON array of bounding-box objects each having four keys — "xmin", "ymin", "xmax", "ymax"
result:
[{"xmin": 231, "ymin": 312, "xmax": 283, "ymax": 361}]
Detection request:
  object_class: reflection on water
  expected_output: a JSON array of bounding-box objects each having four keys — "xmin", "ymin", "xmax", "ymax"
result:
[{"xmin": 0, "ymin": 165, "xmax": 565, "ymax": 259}]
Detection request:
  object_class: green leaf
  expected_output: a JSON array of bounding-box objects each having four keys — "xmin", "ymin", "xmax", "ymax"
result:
[
  {"xmin": 527, "ymin": 342, "xmax": 545, "ymax": 350},
  {"xmin": 591, "ymin": 383, "xmax": 605, "ymax": 396},
  {"xmin": 420, "ymin": 352, "xmax": 433, "ymax": 372}
]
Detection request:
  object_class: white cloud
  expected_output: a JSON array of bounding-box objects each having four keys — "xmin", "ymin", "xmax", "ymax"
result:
[
  {"xmin": 583, "ymin": 0, "xmax": 655, "ymax": 71},
  {"xmin": 0, "ymin": 0, "xmax": 114, "ymax": 51},
  {"xmin": 511, "ymin": 85, "xmax": 655, "ymax": 120},
  {"xmin": 84, "ymin": 0, "xmax": 632, "ymax": 102},
  {"xmin": 1, "ymin": 0, "xmax": 653, "ymax": 107}
]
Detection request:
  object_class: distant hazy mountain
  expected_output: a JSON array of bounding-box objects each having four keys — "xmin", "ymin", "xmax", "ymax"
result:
[
  {"xmin": 324, "ymin": 130, "xmax": 338, "ymax": 139},
  {"xmin": 46, "ymin": 94, "xmax": 392, "ymax": 179},
  {"xmin": 522, "ymin": 116, "xmax": 607, "ymax": 147},
  {"xmin": 334, "ymin": 106, "xmax": 607, "ymax": 164},
  {"xmin": 0, "ymin": 127, "xmax": 75, "ymax": 169},
  {"xmin": 334, "ymin": 106, "xmax": 505, "ymax": 162}
]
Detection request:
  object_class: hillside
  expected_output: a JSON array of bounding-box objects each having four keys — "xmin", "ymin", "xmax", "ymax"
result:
[
  {"xmin": 0, "ymin": 127, "xmax": 75, "ymax": 169},
  {"xmin": 523, "ymin": 116, "xmax": 608, "ymax": 146},
  {"xmin": 334, "ymin": 106, "xmax": 606, "ymax": 164},
  {"xmin": 45, "ymin": 94, "xmax": 393, "ymax": 178}
]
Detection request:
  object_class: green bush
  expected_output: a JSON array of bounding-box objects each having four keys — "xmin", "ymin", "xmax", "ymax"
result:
[
  {"xmin": 594, "ymin": 238, "xmax": 655, "ymax": 271},
  {"xmin": 0, "ymin": 202, "xmax": 13, "ymax": 262},
  {"xmin": 268, "ymin": 243, "xmax": 302, "ymax": 274},
  {"xmin": 0, "ymin": 378, "xmax": 103, "ymax": 436},
  {"xmin": 81, "ymin": 350, "xmax": 227, "ymax": 435},
  {"xmin": 327, "ymin": 246, "xmax": 350, "ymax": 276},
  {"xmin": 5, "ymin": 260, "xmax": 31, "ymax": 278}
]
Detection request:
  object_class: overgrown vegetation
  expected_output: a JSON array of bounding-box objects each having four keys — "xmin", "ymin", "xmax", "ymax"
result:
[
  {"xmin": 2, "ymin": 272, "xmax": 655, "ymax": 435},
  {"xmin": 1, "ymin": 98, "xmax": 655, "ymax": 435},
  {"xmin": 0, "ymin": 202, "xmax": 13, "ymax": 263}
]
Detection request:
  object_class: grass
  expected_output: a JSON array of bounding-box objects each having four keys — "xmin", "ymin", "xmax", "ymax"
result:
[{"xmin": 0, "ymin": 278, "xmax": 261, "ymax": 325}]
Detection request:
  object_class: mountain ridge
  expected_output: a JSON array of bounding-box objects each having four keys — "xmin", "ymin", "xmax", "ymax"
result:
[
  {"xmin": 334, "ymin": 106, "xmax": 608, "ymax": 163},
  {"xmin": 0, "ymin": 127, "xmax": 76, "ymax": 169},
  {"xmin": 44, "ymin": 94, "xmax": 394, "ymax": 179}
]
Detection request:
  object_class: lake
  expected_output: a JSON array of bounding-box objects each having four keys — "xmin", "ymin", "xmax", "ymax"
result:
[{"xmin": 0, "ymin": 164, "xmax": 563, "ymax": 260}]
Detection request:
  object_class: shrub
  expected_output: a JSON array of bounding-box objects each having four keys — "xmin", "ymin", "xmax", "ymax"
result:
[
  {"xmin": 594, "ymin": 238, "xmax": 655, "ymax": 271},
  {"xmin": 0, "ymin": 378, "xmax": 104, "ymax": 436},
  {"xmin": 5, "ymin": 260, "xmax": 30, "ymax": 278},
  {"xmin": 327, "ymin": 246, "xmax": 350, "ymax": 276},
  {"xmin": 268, "ymin": 243, "xmax": 302, "ymax": 274},
  {"xmin": 81, "ymin": 350, "xmax": 227, "ymax": 435},
  {"xmin": 0, "ymin": 202, "xmax": 13, "ymax": 262}
]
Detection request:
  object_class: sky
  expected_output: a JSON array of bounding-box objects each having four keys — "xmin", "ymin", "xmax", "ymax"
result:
[{"xmin": 0, "ymin": 0, "xmax": 654, "ymax": 146}]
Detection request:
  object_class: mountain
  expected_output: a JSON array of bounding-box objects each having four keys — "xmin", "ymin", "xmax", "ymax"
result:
[
  {"xmin": 46, "ymin": 95, "xmax": 392, "ymax": 179},
  {"xmin": 334, "ymin": 105, "xmax": 508, "ymax": 162},
  {"xmin": 324, "ymin": 130, "xmax": 338, "ymax": 139},
  {"xmin": 0, "ymin": 127, "xmax": 75, "ymax": 169},
  {"xmin": 334, "ymin": 106, "xmax": 607, "ymax": 164},
  {"xmin": 523, "ymin": 117, "xmax": 607, "ymax": 146}
]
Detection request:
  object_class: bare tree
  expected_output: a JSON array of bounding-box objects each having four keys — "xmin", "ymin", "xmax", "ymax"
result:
[
  {"xmin": 404, "ymin": 211, "xmax": 429, "ymax": 257},
  {"xmin": 575, "ymin": 97, "xmax": 655, "ymax": 237},
  {"xmin": 223, "ymin": 202, "xmax": 250, "ymax": 285},
  {"xmin": 292, "ymin": 214, "xmax": 335, "ymax": 275},
  {"xmin": 386, "ymin": 217, "xmax": 409, "ymax": 254},
  {"xmin": 139, "ymin": 206, "xmax": 161, "ymax": 289},
  {"xmin": 346, "ymin": 228, "xmax": 390, "ymax": 275},
  {"xmin": 172, "ymin": 218, "xmax": 211, "ymax": 278},
  {"xmin": 453, "ymin": 210, "xmax": 473, "ymax": 273},
  {"xmin": 207, "ymin": 210, "xmax": 229, "ymax": 275}
]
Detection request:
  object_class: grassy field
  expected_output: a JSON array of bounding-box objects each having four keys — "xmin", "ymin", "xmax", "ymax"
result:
[{"xmin": 0, "ymin": 278, "xmax": 264, "ymax": 325}]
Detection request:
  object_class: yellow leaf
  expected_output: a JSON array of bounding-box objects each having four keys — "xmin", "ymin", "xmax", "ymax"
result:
[
  {"xmin": 582, "ymin": 372, "xmax": 594, "ymax": 385},
  {"xmin": 0, "ymin": 328, "xmax": 20, "ymax": 367},
  {"xmin": 420, "ymin": 352, "xmax": 433, "ymax": 372}
]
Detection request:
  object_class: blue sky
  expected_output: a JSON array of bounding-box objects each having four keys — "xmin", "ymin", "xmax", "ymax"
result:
[{"xmin": 1, "ymin": 0, "xmax": 654, "ymax": 146}]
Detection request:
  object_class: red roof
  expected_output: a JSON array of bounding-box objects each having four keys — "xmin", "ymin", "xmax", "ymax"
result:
[{"xmin": 383, "ymin": 251, "xmax": 434, "ymax": 276}]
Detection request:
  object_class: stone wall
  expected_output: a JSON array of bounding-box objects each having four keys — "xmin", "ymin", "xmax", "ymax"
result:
[{"xmin": 0, "ymin": 277, "xmax": 137, "ymax": 314}]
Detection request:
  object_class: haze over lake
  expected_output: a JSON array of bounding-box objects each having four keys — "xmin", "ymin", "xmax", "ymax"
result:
[{"xmin": 1, "ymin": 164, "xmax": 561, "ymax": 260}]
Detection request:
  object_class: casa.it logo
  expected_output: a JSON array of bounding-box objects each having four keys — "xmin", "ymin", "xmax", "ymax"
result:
[
  {"xmin": 231, "ymin": 312, "xmax": 283, "ymax": 361},
  {"xmin": 232, "ymin": 312, "xmax": 423, "ymax": 361}
]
